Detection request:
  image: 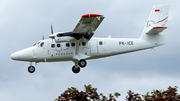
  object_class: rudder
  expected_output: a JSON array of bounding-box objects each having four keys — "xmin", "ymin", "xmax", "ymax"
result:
[{"xmin": 140, "ymin": 4, "xmax": 169, "ymax": 45}]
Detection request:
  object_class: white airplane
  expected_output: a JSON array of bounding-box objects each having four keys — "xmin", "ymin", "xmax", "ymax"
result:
[{"xmin": 11, "ymin": 4, "xmax": 169, "ymax": 74}]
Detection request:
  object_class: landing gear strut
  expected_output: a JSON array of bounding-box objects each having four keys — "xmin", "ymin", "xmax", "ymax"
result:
[{"xmin": 28, "ymin": 65, "xmax": 35, "ymax": 73}]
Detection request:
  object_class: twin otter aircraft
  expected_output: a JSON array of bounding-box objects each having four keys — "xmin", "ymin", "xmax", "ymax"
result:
[{"xmin": 11, "ymin": 4, "xmax": 169, "ymax": 74}]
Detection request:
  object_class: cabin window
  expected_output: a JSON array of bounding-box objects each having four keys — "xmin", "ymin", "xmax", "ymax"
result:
[
  {"xmin": 71, "ymin": 43, "xmax": 75, "ymax": 47},
  {"xmin": 57, "ymin": 44, "xmax": 60, "ymax": 47},
  {"xmin": 82, "ymin": 42, "xmax": 86, "ymax": 46},
  {"xmin": 99, "ymin": 41, "xmax": 103, "ymax": 45},
  {"xmin": 51, "ymin": 44, "xmax": 55, "ymax": 48},
  {"xmin": 40, "ymin": 42, "xmax": 44, "ymax": 47},
  {"xmin": 66, "ymin": 43, "xmax": 70, "ymax": 47}
]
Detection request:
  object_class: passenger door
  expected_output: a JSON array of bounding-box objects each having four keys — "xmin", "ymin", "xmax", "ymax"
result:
[{"xmin": 90, "ymin": 40, "xmax": 98, "ymax": 54}]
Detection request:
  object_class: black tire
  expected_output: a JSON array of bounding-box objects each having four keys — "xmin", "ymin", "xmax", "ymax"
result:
[
  {"xmin": 72, "ymin": 66, "xmax": 80, "ymax": 74},
  {"xmin": 28, "ymin": 66, "xmax": 35, "ymax": 73},
  {"xmin": 78, "ymin": 59, "xmax": 87, "ymax": 68}
]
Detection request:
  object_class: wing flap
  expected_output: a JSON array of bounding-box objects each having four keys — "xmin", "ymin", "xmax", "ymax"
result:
[{"xmin": 146, "ymin": 26, "xmax": 167, "ymax": 35}]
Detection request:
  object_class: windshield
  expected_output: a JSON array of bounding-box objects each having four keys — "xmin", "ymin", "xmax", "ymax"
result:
[
  {"xmin": 40, "ymin": 42, "xmax": 44, "ymax": 47},
  {"xmin": 33, "ymin": 42, "xmax": 40, "ymax": 46}
]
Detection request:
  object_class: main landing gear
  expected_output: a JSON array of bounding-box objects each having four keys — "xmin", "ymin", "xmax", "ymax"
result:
[
  {"xmin": 26, "ymin": 60, "xmax": 87, "ymax": 74},
  {"xmin": 72, "ymin": 59, "xmax": 87, "ymax": 74}
]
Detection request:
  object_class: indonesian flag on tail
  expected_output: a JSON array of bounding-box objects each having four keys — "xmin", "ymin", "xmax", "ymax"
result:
[{"xmin": 155, "ymin": 9, "xmax": 160, "ymax": 12}]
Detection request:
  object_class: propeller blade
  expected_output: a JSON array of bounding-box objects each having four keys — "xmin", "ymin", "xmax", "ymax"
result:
[
  {"xmin": 51, "ymin": 24, "xmax": 53, "ymax": 34},
  {"xmin": 42, "ymin": 35, "xmax": 44, "ymax": 40}
]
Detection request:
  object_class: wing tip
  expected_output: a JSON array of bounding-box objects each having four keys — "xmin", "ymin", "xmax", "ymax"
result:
[
  {"xmin": 153, "ymin": 26, "xmax": 167, "ymax": 29},
  {"xmin": 82, "ymin": 14, "xmax": 103, "ymax": 18}
]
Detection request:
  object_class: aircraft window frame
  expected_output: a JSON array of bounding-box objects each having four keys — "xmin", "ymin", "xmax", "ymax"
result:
[
  {"xmin": 40, "ymin": 42, "xmax": 44, "ymax": 47},
  {"xmin": 66, "ymin": 43, "xmax": 70, "ymax": 47},
  {"xmin": 71, "ymin": 43, "xmax": 75, "ymax": 47},
  {"xmin": 99, "ymin": 41, "xmax": 103, "ymax": 45},
  {"xmin": 57, "ymin": 44, "xmax": 61, "ymax": 47},
  {"xmin": 82, "ymin": 42, "xmax": 86, "ymax": 46},
  {"xmin": 51, "ymin": 44, "xmax": 55, "ymax": 48}
]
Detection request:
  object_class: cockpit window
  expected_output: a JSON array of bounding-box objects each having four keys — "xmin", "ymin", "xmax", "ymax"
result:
[
  {"xmin": 33, "ymin": 42, "xmax": 41, "ymax": 46},
  {"xmin": 40, "ymin": 42, "xmax": 44, "ymax": 47}
]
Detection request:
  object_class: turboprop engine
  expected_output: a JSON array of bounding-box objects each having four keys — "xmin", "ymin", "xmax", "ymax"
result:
[{"xmin": 49, "ymin": 32, "xmax": 76, "ymax": 43}]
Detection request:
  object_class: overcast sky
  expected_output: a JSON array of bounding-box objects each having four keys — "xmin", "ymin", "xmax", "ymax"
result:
[{"xmin": 0, "ymin": 0, "xmax": 180, "ymax": 101}]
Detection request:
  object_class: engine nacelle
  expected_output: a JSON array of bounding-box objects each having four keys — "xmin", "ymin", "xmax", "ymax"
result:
[
  {"xmin": 49, "ymin": 32, "xmax": 75, "ymax": 43},
  {"xmin": 54, "ymin": 36, "xmax": 75, "ymax": 42}
]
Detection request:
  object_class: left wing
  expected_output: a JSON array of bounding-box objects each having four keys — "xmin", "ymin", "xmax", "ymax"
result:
[{"xmin": 73, "ymin": 14, "xmax": 104, "ymax": 40}]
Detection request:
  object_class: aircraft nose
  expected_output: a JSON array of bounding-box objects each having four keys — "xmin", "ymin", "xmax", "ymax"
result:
[
  {"xmin": 11, "ymin": 52, "xmax": 19, "ymax": 60},
  {"xmin": 11, "ymin": 47, "xmax": 34, "ymax": 61}
]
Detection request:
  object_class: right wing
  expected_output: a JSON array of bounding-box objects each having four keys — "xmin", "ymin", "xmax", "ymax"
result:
[{"xmin": 72, "ymin": 14, "xmax": 104, "ymax": 40}]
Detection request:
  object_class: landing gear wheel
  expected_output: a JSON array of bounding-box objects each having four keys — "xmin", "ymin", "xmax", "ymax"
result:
[
  {"xmin": 28, "ymin": 66, "xmax": 35, "ymax": 73},
  {"xmin": 78, "ymin": 59, "xmax": 87, "ymax": 68},
  {"xmin": 72, "ymin": 66, "xmax": 80, "ymax": 74}
]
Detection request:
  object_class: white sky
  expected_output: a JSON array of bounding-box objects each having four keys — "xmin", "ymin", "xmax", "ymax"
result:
[{"xmin": 0, "ymin": 0, "xmax": 180, "ymax": 101}]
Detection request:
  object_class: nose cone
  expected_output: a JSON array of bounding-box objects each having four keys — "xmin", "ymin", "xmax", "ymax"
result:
[
  {"xmin": 11, "ymin": 47, "xmax": 34, "ymax": 61},
  {"xmin": 11, "ymin": 52, "xmax": 19, "ymax": 60}
]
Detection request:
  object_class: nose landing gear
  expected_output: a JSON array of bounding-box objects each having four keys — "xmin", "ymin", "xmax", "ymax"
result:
[
  {"xmin": 28, "ymin": 62, "xmax": 35, "ymax": 73},
  {"xmin": 28, "ymin": 65, "xmax": 35, "ymax": 73}
]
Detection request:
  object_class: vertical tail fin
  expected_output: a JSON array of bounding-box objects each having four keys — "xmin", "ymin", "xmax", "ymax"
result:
[{"xmin": 141, "ymin": 4, "xmax": 169, "ymax": 45}]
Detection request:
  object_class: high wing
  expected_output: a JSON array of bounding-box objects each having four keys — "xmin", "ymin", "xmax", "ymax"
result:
[
  {"xmin": 73, "ymin": 14, "xmax": 105, "ymax": 40},
  {"xmin": 71, "ymin": 14, "xmax": 104, "ymax": 61}
]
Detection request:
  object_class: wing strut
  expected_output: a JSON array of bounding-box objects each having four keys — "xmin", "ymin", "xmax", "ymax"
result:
[{"xmin": 72, "ymin": 40, "xmax": 90, "ymax": 61}]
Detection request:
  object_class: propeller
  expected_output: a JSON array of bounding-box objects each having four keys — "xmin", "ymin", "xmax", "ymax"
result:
[
  {"xmin": 42, "ymin": 35, "xmax": 44, "ymax": 40},
  {"xmin": 49, "ymin": 24, "xmax": 54, "ymax": 43},
  {"xmin": 51, "ymin": 24, "xmax": 53, "ymax": 34}
]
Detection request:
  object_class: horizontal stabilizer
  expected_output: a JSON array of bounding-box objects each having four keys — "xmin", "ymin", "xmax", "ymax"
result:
[{"xmin": 146, "ymin": 26, "xmax": 167, "ymax": 35}]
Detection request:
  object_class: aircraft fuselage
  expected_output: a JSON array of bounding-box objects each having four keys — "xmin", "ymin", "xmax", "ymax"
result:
[{"xmin": 11, "ymin": 37, "xmax": 158, "ymax": 63}]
